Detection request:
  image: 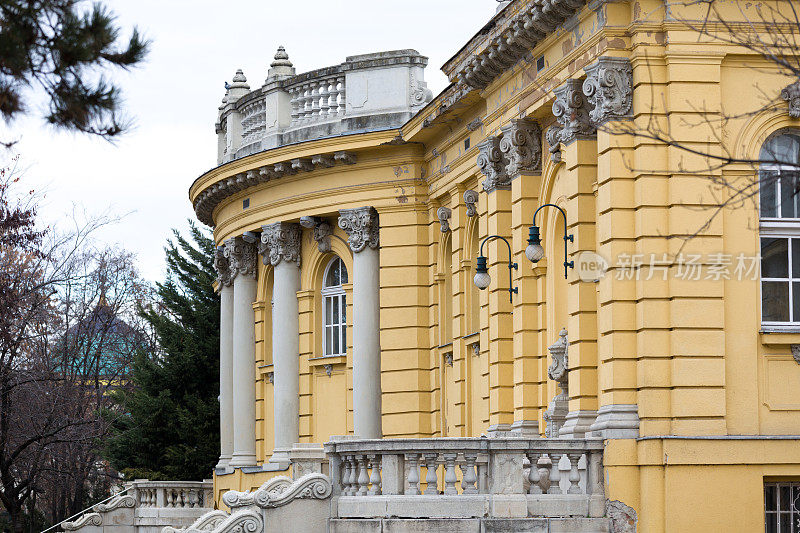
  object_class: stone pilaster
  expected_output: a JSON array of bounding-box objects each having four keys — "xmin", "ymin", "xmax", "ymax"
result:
[
  {"xmin": 224, "ymin": 236, "xmax": 259, "ymax": 468},
  {"xmin": 338, "ymin": 207, "xmax": 382, "ymax": 439},
  {"xmin": 214, "ymin": 246, "xmax": 235, "ymax": 471},
  {"xmin": 260, "ymin": 222, "xmax": 302, "ymax": 466}
]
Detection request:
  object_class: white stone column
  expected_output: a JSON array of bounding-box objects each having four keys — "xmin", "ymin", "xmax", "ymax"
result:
[
  {"xmin": 339, "ymin": 207, "xmax": 382, "ymax": 438},
  {"xmin": 213, "ymin": 247, "xmax": 234, "ymax": 471},
  {"xmin": 225, "ymin": 237, "xmax": 259, "ymax": 468},
  {"xmin": 260, "ymin": 222, "xmax": 302, "ymax": 465}
]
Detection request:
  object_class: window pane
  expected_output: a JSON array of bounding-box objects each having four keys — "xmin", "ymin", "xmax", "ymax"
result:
[
  {"xmin": 792, "ymin": 484, "xmax": 800, "ymax": 513},
  {"xmin": 761, "ymin": 170, "xmax": 779, "ymax": 217},
  {"xmin": 342, "ymin": 295, "xmax": 347, "ymax": 323},
  {"xmin": 333, "ymin": 325, "xmax": 340, "ymax": 354},
  {"xmin": 763, "ymin": 238, "xmax": 789, "ymax": 278},
  {"xmin": 780, "ymin": 173, "xmax": 800, "ymax": 218},
  {"xmin": 341, "ymin": 262, "xmax": 348, "ymax": 284},
  {"xmin": 762, "ymin": 132, "xmax": 800, "ymax": 165},
  {"xmin": 779, "ymin": 513, "xmax": 791, "ymax": 531},
  {"xmin": 325, "ymin": 328, "xmax": 332, "ymax": 356},
  {"xmin": 767, "ymin": 485, "xmax": 778, "ymax": 511},
  {"xmin": 794, "ymin": 283, "xmax": 800, "ymax": 322},
  {"xmin": 333, "ymin": 297, "xmax": 339, "ymax": 324},
  {"xmin": 341, "ymin": 325, "xmax": 347, "ymax": 353},
  {"xmin": 763, "ymin": 281, "xmax": 790, "ymax": 322},
  {"xmin": 781, "ymin": 485, "xmax": 792, "ymax": 510},
  {"xmin": 766, "ymin": 513, "xmax": 777, "ymax": 533}
]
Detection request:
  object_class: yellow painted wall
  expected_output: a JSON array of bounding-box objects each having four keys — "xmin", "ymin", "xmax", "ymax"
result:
[{"xmin": 196, "ymin": 0, "xmax": 800, "ymax": 530}]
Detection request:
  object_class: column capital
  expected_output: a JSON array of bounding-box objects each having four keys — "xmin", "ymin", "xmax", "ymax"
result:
[
  {"xmin": 214, "ymin": 245, "xmax": 234, "ymax": 288},
  {"xmin": 499, "ymin": 118, "xmax": 542, "ymax": 176},
  {"xmin": 338, "ymin": 207, "xmax": 379, "ymax": 252},
  {"xmin": 582, "ymin": 56, "xmax": 633, "ymax": 126},
  {"xmin": 223, "ymin": 237, "xmax": 258, "ymax": 280},
  {"xmin": 260, "ymin": 222, "xmax": 302, "ymax": 267},
  {"xmin": 551, "ymin": 78, "xmax": 596, "ymax": 148}
]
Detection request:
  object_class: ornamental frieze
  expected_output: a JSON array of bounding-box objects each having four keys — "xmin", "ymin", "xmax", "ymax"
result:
[{"xmin": 338, "ymin": 207, "xmax": 379, "ymax": 253}]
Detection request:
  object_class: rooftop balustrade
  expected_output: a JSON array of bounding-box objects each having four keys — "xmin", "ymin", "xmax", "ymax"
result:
[{"xmin": 216, "ymin": 48, "xmax": 433, "ymax": 164}]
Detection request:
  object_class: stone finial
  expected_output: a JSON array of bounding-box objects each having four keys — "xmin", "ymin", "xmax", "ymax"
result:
[
  {"xmin": 223, "ymin": 237, "xmax": 258, "ymax": 280},
  {"xmin": 338, "ymin": 207, "xmax": 379, "ymax": 253},
  {"xmin": 259, "ymin": 222, "xmax": 302, "ymax": 266},
  {"xmin": 213, "ymin": 246, "xmax": 234, "ymax": 288},
  {"xmin": 582, "ymin": 57, "xmax": 633, "ymax": 126},
  {"xmin": 781, "ymin": 81, "xmax": 800, "ymax": 119},
  {"xmin": 226, "ymin": 69, "xmax": 251, "ymax": 102},
  {"xmin": 437, "ymin": 206, "xmax": 452, "ymax": 232},
  {"xmin": 477, "ymin": 136, "xmax": 509, "ymax": 192},
  {"xmin": 464, "ymin": 189, "xmax": 479, "ymax": 217},
  {"xmin": 268, "ymin": 46, "xmax": 296, "ymax": 80},
  {"xmin": 499, "ymin": 118, "xmax": 542, "ymax": 176},
  {"xmin": 551, "ymin": 78, "xmax": 596, "ymax": 146},
  {"xmin": 230, "ymin": 69, "xmax": 249, "ymax": 88}
]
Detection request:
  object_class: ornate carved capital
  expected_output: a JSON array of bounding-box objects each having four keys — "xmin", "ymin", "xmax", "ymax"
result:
[
  {"xmin": 223, "ymin": 237, "xmax": 258, "ymax": 280},
  {"xmin": 338, "ymin": 207, "xmax": 379, "ymax": 252},
  {"xmin": 583, "ymin": 57, "xmax": 633, "ymax": 126},
  {"xmin": 477, "ymin": 136, "xmax": 509, "ymax": 192},
  {"xmin": 213, "ymin": 246, "xmax": 234, "ymax": 288},
  {"xmin": 781, "ymin": 81, "xmax": 800, "ymax": 119},
  {"xmin": 551, "ymin": 78, "xmax": 596, "ymax": 146},
  {"xmin": 463, "ymin": 189, "xmax": 479, "ymax": 217},
  {"xmin": 437, "ymin": 206, "xmax": 452, "ymax": 232},
  {"xmin": 259, "ymin": 222, "xmax": 302, "ymax": 266},
  {"xmin": 499, "ymin": 118, "xmax": 542, "ymax": 176}
]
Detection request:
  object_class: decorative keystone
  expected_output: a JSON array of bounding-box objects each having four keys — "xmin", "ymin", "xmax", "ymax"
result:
[
  {"xmin": 464, "ymin": 189, "xmax": 479, "ymax": 217},
  {"xmin": 437, "ymin": 206, "xmax": 452, "ymax": 232},
  {"xmin": 781, "ymin": 81, "xmax": 800, "ymax": 119}
]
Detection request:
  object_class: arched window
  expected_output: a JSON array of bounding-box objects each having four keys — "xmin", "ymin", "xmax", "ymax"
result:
[
  {"xmin": 322, "ymin": 257, "xmax": 348, "ymax": 356},
  {"xmin": 760, "ymin": 131, "xmax": 800, "ymax": 324}
]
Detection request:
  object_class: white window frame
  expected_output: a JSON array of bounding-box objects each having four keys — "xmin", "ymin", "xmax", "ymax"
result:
[
  {"xmin": 760, "ymin": 159, "xmax": 800, "ymax": 329},
  {"xmin": 321, "ymin": 257, "xmax": 347, "ymax": 357}
]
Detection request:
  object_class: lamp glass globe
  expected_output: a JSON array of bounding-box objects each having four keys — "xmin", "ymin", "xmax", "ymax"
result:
[
  {"xmin": 525, "ymin": 243, "xmax": 545, "ymax": 262},
  {"xmin": 473, "ymin": 271, "xmax": 492, "ymax": 290}
]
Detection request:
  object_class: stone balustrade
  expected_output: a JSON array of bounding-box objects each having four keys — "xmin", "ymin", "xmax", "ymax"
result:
[
  {"xmin": 132, "ymin": 480, "xmax": 212, "ymax": 509},
  {"xmin": 324, "ymin": 437, "xmax": 606, "ymax": 520},
  {"xmin": 216, "ymin": 48, "xmax": 432, "ymax": 164}
]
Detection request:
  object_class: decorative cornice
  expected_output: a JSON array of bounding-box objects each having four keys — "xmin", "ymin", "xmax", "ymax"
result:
[
  {"xmin": 437, "ymin": 206, "xmax": 452, "ymax": 232},
  {"xmin": 193, "ymin": 150, "xmax": 357, "ymax": 227},
  {"xmin": 338, "ymin": 207, "xmax": 380, "ymax": 253},
  {"xmin": 448, "ymin": 0, "xmax": 588, "ymax": 90},
  {"xmin": 214, "ymin": 246, "xmax": 234, "ymax": 288},
  {"xmin": 223, "ymin": 473, "xmax": 332, "ymax": 509},
  {"xmin": 550, "ymin": 78, "xmax": 596, "ymax": 147},
  {"xmin": 781, "ymin": 81, "xmax": 800, "ymax": 119},
  {"xmin": 582, "ymin": 57, "xmax": 633, "ymax": 125},
  {"xmin": 477, "ymin": 136, "xmax": 509, "ymax": 192},
  {"xmin": 224, "ymin": 237, "xmax": 258, "ymax": 280},
  {"xmin": 464, "ymin": 189, "xmax": 479, "ymax": 217},
  {"xmin": 259, "ymin": 222, "xmax": 302, "ymax": 266},
  {"xmin": 499, "ymin": 118, "xmax": 542, "ymax": 175}
]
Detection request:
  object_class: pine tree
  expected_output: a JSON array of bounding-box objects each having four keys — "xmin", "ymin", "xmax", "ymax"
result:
[{"xmin": 104, "ymin": 222, "xmax": 220, "ymax": 481}]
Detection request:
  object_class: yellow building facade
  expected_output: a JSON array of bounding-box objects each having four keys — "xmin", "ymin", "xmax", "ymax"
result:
[{"xmin": 191, "ymin": 1, "xmax": 800, "ymax": 531}]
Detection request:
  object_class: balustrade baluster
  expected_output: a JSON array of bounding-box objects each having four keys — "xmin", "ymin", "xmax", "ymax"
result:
[
  {"xmin": 423, "ymin": 453, "xmax": 439, "ymax": 495},
  {"xmin": 311, "ymin": 83, "xmax": 320, "ymax": 119},
  {"xmin": 290, "ymin": 89, "xmax": 299, "ymax": 125},
  {"xmin": 443, "ymin": 453, "xmax": 458, "ymax": 495},
  {"xmin": 347, "ymin": 455, "xmax": 359, "ymax": 496},
  {"xmin": 405, "ymin": 453, "xmax": 421, "ymax": 495},
  {"xmin": 327, "ymin": 80, "xmax": 339, "ymax": 118},
  {"xmin": 368, "ymin": 454, "xmax": 382, "ymax": 495},
  {"xmin": 318, "ymin": 82, "xmax": 329, "ymax": 118},
  {"xmin": 303, "ymin": 84, "xmax": 312, "ymax": 122},
  {"xmin": 341, "ymin": 455, "xmax": 352, "ymax": 495},
  {"xmin": 527, "ymin": 452, "xmax": 542, "ymax": 494},
  {"xmin": 337, "ymin": 77, "xmax": 346, "ymax": 115},
  {"xmin": 567, "ymin": 453, "xmax": 582, "ymax": 494},
  {"xmin": 357, "ymin": 455, "xmax": 370, "ymax": 496},
  {"xmin": 538, "ymin": 456, "xmax": 552, "ymax": 494},
  {"xmin": 461, "ymin": 452, "xmax": 478, "ymax": 494},
  {"xmin": 548, "ymin": 453, "xmax": 563, "ymax": 494}
]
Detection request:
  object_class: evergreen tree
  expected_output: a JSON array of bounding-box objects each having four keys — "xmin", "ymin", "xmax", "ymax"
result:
[{"xmin": 105, "ymin": 222, "xmax": 219, "ymax": 481}]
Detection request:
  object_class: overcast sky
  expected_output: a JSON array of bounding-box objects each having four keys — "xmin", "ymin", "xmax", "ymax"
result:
[{"xmin": 3, "ymin": 0, "xmax": 497, "ymax": 281}]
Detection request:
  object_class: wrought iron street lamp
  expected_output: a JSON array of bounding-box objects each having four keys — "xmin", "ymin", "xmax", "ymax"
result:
[
  {"xmin": 526, "ymin": 203, "xmax": 573, "ymax": 279},
  {"xmin": 473, "ymin": 235, "xmax": 518, "ymax": 302}
]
